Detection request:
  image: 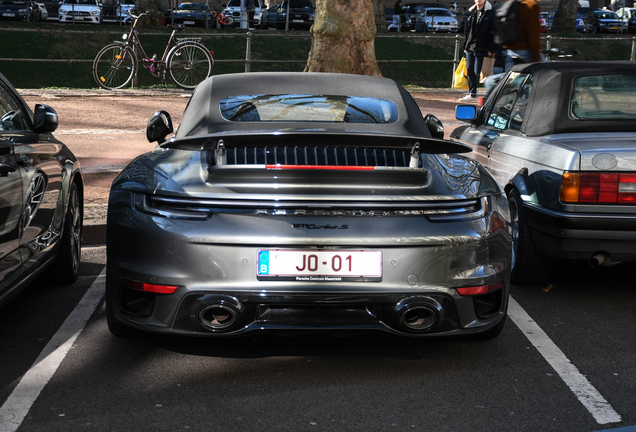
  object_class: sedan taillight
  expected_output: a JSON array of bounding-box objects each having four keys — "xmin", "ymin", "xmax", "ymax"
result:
[{"xmin": 560, "ymin": 172, "xmax": 636, "ymax": 204}]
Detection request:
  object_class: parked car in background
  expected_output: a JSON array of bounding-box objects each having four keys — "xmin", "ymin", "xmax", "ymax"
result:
[
  {"xmin": 105, "ymin": 71, "xmax": 512, "ymax": 340},
  {"xmin": 0, "ymin": 72, "xmax": 83, "ymax": 310},
  {"xmin": 453, "ymin": 62, "xmax": 636, "ymax": 285},
  {"xmin": 616, "ymin": 7, "xmax": 636, "ymax": 33},
  {"xmin": 548, "ymin": 8, "xmax": 589, "ymax": 32},
  {"xmin": 35, "ymin": 1, "xmax": 47, "ymax": 19},
  {"xmin": 116, "ymin": 0, "xmax": 133, "ymax": 23},
  {"xmin": 169, "ymin": 2, "xmax": 213, "ymax": 27},
  {"xmin": 58, "ymin": 0, "xmax": 102, "ymax": 24},
  {"xmin": 267, "ymin": 0, "xmax": 314, "ymax": 30},
  {"xmin": 222, "ymin": 0, "xmax": 266, "ymax": 28},
  {"xmin": 539, "ymin": 11, "xmax": 547, "ymax": 32},
  {"xmin": 415, "ymin": 7, "xmax": 458, "ymax": 32},
  {"xmin": 385, "ymin": 6, "xmax": 411, "ymax": 31},
  {"xmin": 453, "ymin": 9, "xmax": 467, "ymax": 33},
  {"xmin": 0, "ymin": 0, "xmax": 31, "ymax": 21},
  {"xmin": 581, "ymin": 9, "xmax": 623, "ymax": 33},
  {"xmin": 403, "ymin": 2, "xmax": 448, "ymax": 27}
]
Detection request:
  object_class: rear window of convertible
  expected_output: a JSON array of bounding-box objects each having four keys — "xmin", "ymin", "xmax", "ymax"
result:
[
  {"xmin": 572, "ymin": 74, "xmax": 636, "ymax": 120},
  {"xmin": 220, "ymin": 95, "xmax": 399, "ymax": 123}
]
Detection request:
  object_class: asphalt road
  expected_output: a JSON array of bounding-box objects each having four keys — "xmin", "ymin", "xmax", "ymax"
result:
[{"xmin": 1, "ymin": 246, "xmax": 635, "ymax": 432}]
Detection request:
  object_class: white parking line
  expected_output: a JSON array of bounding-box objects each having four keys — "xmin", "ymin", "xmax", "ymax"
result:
[
  {"xmin": 508, "ymin": 295, "xmax": 622, "ymax": 425},
  {"xmin": 0, "ymin": 269, "xmax": 106, "ymax": 432}
]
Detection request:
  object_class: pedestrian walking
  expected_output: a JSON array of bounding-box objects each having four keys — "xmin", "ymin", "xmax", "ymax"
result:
[
  {"xmin": 501, "ymin": 0, "xmax": 543, "ymax": 70},
  {"xmin": 459, "ymin": 0, "xmax": 497, "ymax": 102},
  {"xmin": 246, "ymin": 0, "xmax": 256, "ymax": 30}
]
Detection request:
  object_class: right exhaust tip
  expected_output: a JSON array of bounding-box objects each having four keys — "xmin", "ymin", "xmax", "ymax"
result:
[{"xmin": 398, "ymin": 305, "xmax": 438, "ymax": 332}]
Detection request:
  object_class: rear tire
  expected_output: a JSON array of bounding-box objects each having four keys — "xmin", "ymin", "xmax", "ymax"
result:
[
  {"xmin": 167, "ymin": 41, "xmax": 214, "ymax": 90},
  {"xmin": 93, "ymin": 44, "xmax": 137, "ymax": 90},
  {"xmin": 508, "ymin": 189, "xmax": 551, "ymax": 285},
  {"xmin": 52, "ymin": 182, "xmax": 82, "ymax": 284}
]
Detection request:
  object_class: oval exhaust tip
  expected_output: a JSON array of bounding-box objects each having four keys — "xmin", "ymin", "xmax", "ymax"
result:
[
  {"xmin": 398, "ymin": 305, "xmax": 437, "ymax": 332},
  {"xmin": 198, "ymin": 304, "xmax": 239, "ymax": 331}
]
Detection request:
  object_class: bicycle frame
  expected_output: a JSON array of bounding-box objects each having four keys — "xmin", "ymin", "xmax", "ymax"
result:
[{"xmin": 121, "ymin": 13, "xmax": 187, "ymax": 76}]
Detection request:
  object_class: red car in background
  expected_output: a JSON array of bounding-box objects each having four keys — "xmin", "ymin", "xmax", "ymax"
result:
[{"xmin": 540, "ymin": 11, "xmax": 548, "ymax": 32}]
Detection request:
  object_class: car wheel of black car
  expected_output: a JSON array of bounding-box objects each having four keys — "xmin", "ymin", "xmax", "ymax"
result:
[
  {"xmin": 508, "ymin": 189, "xmax": 551, "ymax": 285},
  {"xmin": 51, "ymin": 182, "xmax": 82, "ymax": 284}
]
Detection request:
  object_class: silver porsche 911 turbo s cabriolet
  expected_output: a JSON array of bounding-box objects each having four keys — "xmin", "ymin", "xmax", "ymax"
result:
[{"xmin": 106, "ymin": 72, "xmax": 512, "ymax": 339}]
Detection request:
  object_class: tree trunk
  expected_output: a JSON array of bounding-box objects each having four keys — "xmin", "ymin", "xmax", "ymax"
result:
[
  {"xmin": 376, "ymin": 0, "xmax": 388, "ymax": 33},
  {"xmin": 551, "ymin": 0, "xmax": 579, "ymax": 34},
  {"xmin": 305, "ymin": 0, "xmax": 382, "ymax": 76}
]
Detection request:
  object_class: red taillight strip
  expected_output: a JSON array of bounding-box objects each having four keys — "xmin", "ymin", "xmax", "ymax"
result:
[
  {"xmin": 561, "ymin": 172, "xmax": 636, "ymax": 204},
  {"xmin": 121, "ymin": 279, "xmax": 178, "ymax": 294},
  {"xmin": 265, "ymin": 164, "xmax": 375, "ymax": 171},
  {"xmin": 457, "ymin": 281, "xmax": 504, "ymax": 296}
]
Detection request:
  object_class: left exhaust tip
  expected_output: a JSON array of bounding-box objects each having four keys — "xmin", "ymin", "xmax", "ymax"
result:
[{"xmin": 198, "ymin": 304, "xmax": 239, "ymax": 331}]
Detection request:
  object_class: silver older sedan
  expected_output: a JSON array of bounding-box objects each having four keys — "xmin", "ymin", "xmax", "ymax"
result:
[
  {"xmin": 106, "ymin": 72, "xmax": 511, "ymax": 339},
  {"xmin": 453, "ymin": 62, "xmax": 636, "ymax": 285}
]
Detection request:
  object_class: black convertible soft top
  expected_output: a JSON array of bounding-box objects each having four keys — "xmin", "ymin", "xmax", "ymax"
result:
[
  {"xmin": 170, "ymin": 72, "xmax": 471, "ymax": 153},
  {"xmin": 177, "ymin": 72, "xmax": 430, "ymax": 137},
  {"xmin": 511, "ymin": 61, "xmax": 636, "ymax": 137}
]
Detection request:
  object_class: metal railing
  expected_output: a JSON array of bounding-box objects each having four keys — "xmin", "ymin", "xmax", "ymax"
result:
[{"xmin": 1, "ymin": 29, "xmax": 636, "ymax": 88}]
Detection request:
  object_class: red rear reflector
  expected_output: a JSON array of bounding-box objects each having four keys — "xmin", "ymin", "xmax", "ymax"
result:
[
  {"xmin": 265, "ymin": 164, "xmax": 375, "ymax": 171},
  {"xmin": 579, "ymin": 173, "xmax": 599, "ymax": 202},
  {"xmin": 457, "ymin": 281, "xmax": 504, "ymax": 296},
  {"xmin": 121, "ymin": 279, "xmax": 178, "ymax": 294}
]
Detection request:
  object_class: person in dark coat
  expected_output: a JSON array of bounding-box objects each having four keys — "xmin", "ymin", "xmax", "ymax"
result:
[
  {"xmin": 459, "ymin": 0, "xmax": 497, "ymax": 102},
  {"xmin": 394, "ymin": 0, "xmax": 404, "ymax": 22},
  {"xmin": 246, "ymin": 0, "xmax": 256, "ymax": 29}
]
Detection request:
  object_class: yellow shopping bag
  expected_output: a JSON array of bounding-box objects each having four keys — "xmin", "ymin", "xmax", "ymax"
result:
[{"xmin": 453, "ymin": 57, "xmax": 469, "ymax": 90}]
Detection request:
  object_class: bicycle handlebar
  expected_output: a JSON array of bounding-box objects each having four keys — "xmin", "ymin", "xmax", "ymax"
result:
[{"xmin": 126, "ymin": 10, "xmax": 151, "ymax": 20}]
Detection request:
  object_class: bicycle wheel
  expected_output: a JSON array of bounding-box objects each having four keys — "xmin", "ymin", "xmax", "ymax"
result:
[
  {"xmin": 166, "ymin": 41, "xmax": 213, "ymax": 90},
  {"xmin": 93, "ymin": 44, "xmax": 138, "ymax": 90}
]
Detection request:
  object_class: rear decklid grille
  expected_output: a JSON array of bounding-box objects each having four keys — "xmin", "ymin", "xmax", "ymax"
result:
[{"xmin": 223, "ymin": 146, "xmax": 420, "ymax": 168}]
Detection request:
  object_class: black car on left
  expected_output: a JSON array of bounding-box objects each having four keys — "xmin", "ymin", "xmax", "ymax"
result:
[{"xmin": 0, "ymin": 73, "xmax": 83, "ymax": 310}]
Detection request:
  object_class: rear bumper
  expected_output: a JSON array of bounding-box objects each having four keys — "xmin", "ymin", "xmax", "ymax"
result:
[
  {"xmin": 525, "ymin": 203, "xmax": 636, "ymax": 262},
  {"xmin": 107, "ymin": 277, "xmax": 509, "ymax": 338}
]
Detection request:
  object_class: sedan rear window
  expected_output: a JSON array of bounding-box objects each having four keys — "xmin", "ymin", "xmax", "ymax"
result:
[
  {"xmin": 571, "ymin": 74, "xmax": 636, "ymax": 120},
  {"xmin": 220, "ymin": 95, "xmax": 399, "ymax": 124}
]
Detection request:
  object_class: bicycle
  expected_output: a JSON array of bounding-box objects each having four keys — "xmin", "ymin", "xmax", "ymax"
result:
[{"xmin": 93, "ymin": 11, "xmax": 214, "ymax": 90}]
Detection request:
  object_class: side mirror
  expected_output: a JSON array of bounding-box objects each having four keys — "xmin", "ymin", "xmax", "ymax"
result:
[
  {"xmin": 424, "ymin": 114, "xmax": 444, "ymax": 139},
  {"xmin": 455, "ymin": 104, "xmax": 477, "ymax": 122},
  {"xmin": 33, "ymin": 103, "xmax": 58, "ymax": 133},
  {"xmin": 146, "ymin": 110, "xmax": 174, "ymax": 144}
]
